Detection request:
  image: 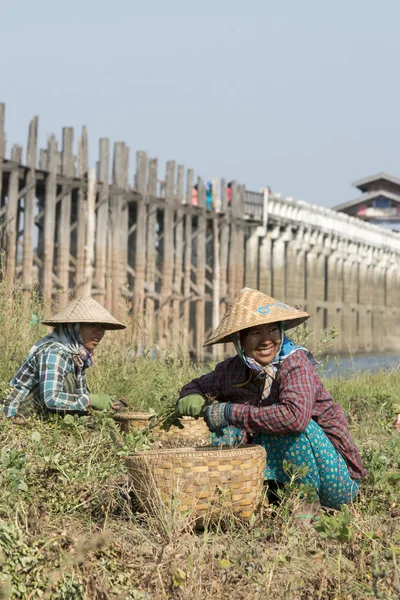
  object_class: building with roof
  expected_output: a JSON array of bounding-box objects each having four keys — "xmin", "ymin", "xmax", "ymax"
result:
[{"xmin": 333, "ymin": 173, "xmax": 400, "ymax": 231}]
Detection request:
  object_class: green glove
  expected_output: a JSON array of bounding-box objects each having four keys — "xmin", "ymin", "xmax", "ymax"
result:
[
  {"xmin": 89, "ymin": 394, "xmax": 114, "ymax": 411},
  {"xmin": 176, "ymin": 394, "xmax": 205, "ymax": 419}
]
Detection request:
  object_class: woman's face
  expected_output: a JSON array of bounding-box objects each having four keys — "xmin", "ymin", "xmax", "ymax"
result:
[
  {"xmin": 79, "ymin": 323, "xmax": 106, "ymax": 351},
  {"xmin": 240, "ymin": 323, "xmax": 281, "ymax": 365}
]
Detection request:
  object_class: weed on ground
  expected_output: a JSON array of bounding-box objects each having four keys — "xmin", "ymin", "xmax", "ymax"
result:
[{"xmin": 0, "ymin": 291, "xmax": 399, "ymax": 599}]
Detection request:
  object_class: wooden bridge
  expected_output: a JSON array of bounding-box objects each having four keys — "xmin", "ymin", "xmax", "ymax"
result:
[{"xmin": 1, "ymin": 103, "xmax": 399, "ymax": 358}]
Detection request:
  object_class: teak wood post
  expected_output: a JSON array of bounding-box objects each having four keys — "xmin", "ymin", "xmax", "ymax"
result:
[
  {"xmin": 133, "ymin": 151, "xmax": 148, "ymax": 345},
  {"xmin": 43, "ymin": 136, "xmax": 58, "ymax": 300},
  {"xmin": 0, "ymin": 104, "xmax": 4, "ymax": 206},
  {"xmin": 75, "ymin": 127, "xmax": 88, "ymax": 294},
  {"xmin": 110, "ymin": 142, "xmax": 127, "ymax": 319},
  {"xmin": 22, "ymin": 116, "xmax": 38, "ymax": 296},
  {"xmin": 158, "ymin": 161, "xmax": 175, "ymax": 347},
  {"xmin": 172, "ymin": 164, "xmax": 185, "ymax": 346},
  {"xmin": 6, "ymin": 144, "xmax": 23, "ymax": 285},
  {"xmin": 228, "ymin": 181, "xmax": 239, "ymax": 302},
  {"xmin": 93, "ymin": 138, "xmax": 109, "ymax": 304},
  {"xmin": 57, "ymin": 127, "xmax": 74, "ymax": 306},
  {"xmin": 195, "ymin": 177, "xmax": 206, "ymax": 360},
  {"xmin": 82, "ymin": 167, "xmax": 96, "ymax": 295},
  {"xmin": 212, "ymin": 179, "xmax": 222, "ymax": 360},
  {"xmin": 145, "ymin": 158, "xmax": 158, "ymax": 339},
  {"xmin": 219, "ymin": 178, "xmax": 229, "ymax": 308},
  {"xmin": 235, "ymin": 185, "xmax": 245, "ymax": 293},
  {"xmin": 183, "ymin": 168, "xmax": 194, "ymax": 350}
]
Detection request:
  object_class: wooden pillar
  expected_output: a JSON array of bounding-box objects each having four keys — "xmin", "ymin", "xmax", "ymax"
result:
[
  {"xmin": 22, "ymin": 116, "xmax": 38, "ymax": 295},
  {"xmin": 259, "ymin": 232, "xmax": 272, "ymax": 295},
  {"xmin": 57, "ymin": 127, "xmax": 74, "ymax": 306},
  {"xmin": 305, "ymin": 245, "xmax": 317, "ymax": 327},
  {"xmin": 82, "ymin": 168, "xmax": 96, "ymax": 295},
  {"xmin": 144, "ymin": 158, "xmax": 158, "ymax": 339},
  {"xmin": 172, "ymin": 165, "xmax": 185, "ymax": 346},
  {"xmin": 93, "ymin": 138, "xmax": 109, "ymax": 304},
  {"xmin": 228, "ymin": 181, "xmax": 239, "ymax": 301},
  {"xmin": 326, "ymin": 250, "xmax": 342, "ymax": 353},
  {"xmin": 0, "ymin": 104, "xmax": 4, "ymax": 207},
  {"xmin": 195, "ymin": 177, "xmax": 206, "ymax": 360},
  {"xmin": 43, "ymin": 136, "xmax": 58, "ymax": 299},
  {"xmin": 285, "ymin": 232, "xmax": 301, "ymax": 306},
  {"xmin": 212, "ymin": 178, "xmax": 222, "ymax": 360},
  {"xmin": 110, "ymin": 142, "xmax": 128, "ymax": 319},
  {"xmin": 271, "ymin": 235, "xmax": 286, "ymax": 300},
  {"xmin": 133, "ymin": 151, "xmax": 148, "ymax": 342},
  {"xmin": 75, "ymin": 127, "xmax": 88, "ymax": 294},
  {"xmin": 158, "ymin": 161, "xmax": 176, "ymax": 347},
  {"xmin": 182, "ymin": 168, "xmax": 193, "ymax": 350},
  {"xmin": 245, "ymin": 228, "xmax": 259, "ymax": 290},
  {"xmin": 235, "ymin": 185, "xmax": 245, "ymax": 294},
  {"xmin": 371, "ymin": 258, "xmax": 385, "ymax": 352},
  {"xmin": 6, "ymin": 144, "xmax": 23, "ymax": 284}
]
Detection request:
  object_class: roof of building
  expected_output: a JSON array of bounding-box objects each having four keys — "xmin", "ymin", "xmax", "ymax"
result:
[
  {"xmin": 352, "ymin": 172, "xmax": 400, "ymax": 192},
  {"xmin": 333, "ymin": 189, "xmax": 400, "ymax": 212}
]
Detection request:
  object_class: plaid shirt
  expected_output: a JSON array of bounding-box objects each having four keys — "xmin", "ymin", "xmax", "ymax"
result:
[
  {"xmin": 180, "ymin": 351, "xmax": 366, "ymax": 480},
  {"xmin": 2, "ymin": 342, "xmax": 90, "ymax": 418}
]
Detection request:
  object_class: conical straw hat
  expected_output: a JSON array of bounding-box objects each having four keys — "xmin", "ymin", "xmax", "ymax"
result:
[
  {"xmin": 204, "ymin": 288, "xmax": 310, "ymax": 346},
  {"xmin": 42, "ymin": 296, "xmax": 126, "ymax": 330}
]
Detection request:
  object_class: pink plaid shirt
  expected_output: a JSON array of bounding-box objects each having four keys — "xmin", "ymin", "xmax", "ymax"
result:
[{"xmin": 179, "ymin": 351, "xmax": 366, "ymax": 480}]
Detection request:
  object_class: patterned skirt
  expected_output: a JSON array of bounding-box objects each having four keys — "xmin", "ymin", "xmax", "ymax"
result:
[{"xmin": 211, "ymin": 419, "xmax": 360, "ymax": 510}]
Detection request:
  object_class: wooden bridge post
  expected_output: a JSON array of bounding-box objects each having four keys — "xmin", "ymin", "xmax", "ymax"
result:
[
  {"xmin": 109, "ymin": 142, "xmax": 128, "ymax": 319},
  {"xmin": 93, "ymin": 138, "xmax": 109, "ymax": 304},
  {"xmin": 43, "ymin": 136, "xmax": 58, "ymax": 300},
  {"xmin": 75, "ymin": 127, "xmax": 88, "ymax": 295},
  {"xmin": 0, "ymin": 104, "xmax": 4, "ymax": 207},
  {"xmin": 158, "ymin": 161, "xmax": 176, "ymax": 347},
  {"xmin": 22, "ymin": 116, "xmax": 38, "ymax": 296},
  {"xmin": 172, "ymin": 164, "xmax": 185, "ymax": 346},
  {"xmin": 211, "ymin": 178, "xmax": 222, "ymax": 360},
  {"xmin": 182, "ymin": 168, "xmax": 194, "ymax": 350},
  {"xmin": 144, "ymin": 158, "xmax": 158, "ymax": 339},
  {"xmin": 82, "ymin": 167, "xmax": 96, "ymax": 295},
  {"xmin": 195, "ymin": 178, "xmax": 206, "ymax": 360},
  {"xmin": 57, "ymin": 127, "xmax": 74, "ymax": 306},
  {"xmin": 6, "ymin": 144, "xmax": 23, "ymax": 284},
  {"xmin": 133, "ymin": 151, "xmax": 148, "ymax": 346}
]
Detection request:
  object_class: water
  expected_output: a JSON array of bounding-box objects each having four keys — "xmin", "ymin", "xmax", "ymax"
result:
[{"xmin": 323, "ymin": 353, "xmax": 400, "ymax": 376}]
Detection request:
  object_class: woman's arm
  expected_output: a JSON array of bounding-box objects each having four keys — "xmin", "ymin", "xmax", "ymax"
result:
[
  {"xmin": 38, "ymin": 350, "xmax": 90, "ymax": 413},
  {"xmin": 179, "ymin": 361, "xmax": 227, "ymax": 400},
  {"xmin": 228, "ymin": 357, "xmax": 316, "ymax": 434}
]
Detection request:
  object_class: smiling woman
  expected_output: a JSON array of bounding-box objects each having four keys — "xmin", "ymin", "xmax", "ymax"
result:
[
  {"xmin": 175, "ymin": 287, "xmax": 366, "ymax": 517},
  {"xmin": 1, "ymin": 296, "xmax": 126, "ymax": 419}
]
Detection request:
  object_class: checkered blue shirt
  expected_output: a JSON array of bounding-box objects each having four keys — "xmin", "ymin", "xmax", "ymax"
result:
[{"xmin": 2, "ymin": 342, "xmax": 90, "ymax": 418}]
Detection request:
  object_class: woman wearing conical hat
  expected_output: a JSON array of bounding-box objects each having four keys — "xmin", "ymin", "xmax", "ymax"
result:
[
  {"xmin": 2, "ymin": 296, "xmax": 126, "ymax": 419},
  {"xmin": 176, "ymin": 288, "xmax": 366, "ymax": 514}
]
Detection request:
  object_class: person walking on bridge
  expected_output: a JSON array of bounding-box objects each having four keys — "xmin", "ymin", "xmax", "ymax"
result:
[{"xmin": 175, "ymin": 288, "xmax": 366, "ymax": 517}]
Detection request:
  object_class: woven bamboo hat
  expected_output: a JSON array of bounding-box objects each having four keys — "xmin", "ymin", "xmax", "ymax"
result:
[
  {"xmin": 204, "ymin": 288, "xmax": 310, "ymax": 346},
  {"xmin": 42, "ymin": 296, "xmax": 126, "ymax": 330}
]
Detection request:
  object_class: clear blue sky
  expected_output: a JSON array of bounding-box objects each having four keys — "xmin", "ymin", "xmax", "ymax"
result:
[{"xmin": 2, "ymin": 0, "xmax": 400, "ymax": 207}]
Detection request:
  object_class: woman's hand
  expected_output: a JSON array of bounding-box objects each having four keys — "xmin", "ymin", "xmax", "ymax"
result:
[
  {"xmin": 203, "ymin": 402, "xmax": 231, "ymax": 432},
  {"xmin": 89, "ymin": 394, "xmax": 114, "ymax": 411},
  {"xmin": 175, "ymin": 394, "xmax": 205, "ymax": 418}
]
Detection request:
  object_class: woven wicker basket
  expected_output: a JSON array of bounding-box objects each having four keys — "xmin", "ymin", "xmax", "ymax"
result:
[
  {"xmin": 126, "ymin": 444, "xmax": 266, "ymax": 520},
  {"xmin": 113, "ymin": 411, "xmax": 210, "ymax": 445}
]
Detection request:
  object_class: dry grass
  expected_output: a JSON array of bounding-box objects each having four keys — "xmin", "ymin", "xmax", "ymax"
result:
[{"xmin": 0, "ymin": 285, "xmax": 399, "ymax": 598}]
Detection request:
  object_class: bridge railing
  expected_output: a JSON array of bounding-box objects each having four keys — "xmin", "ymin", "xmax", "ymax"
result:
[{"xmin": 244, "ymin": 190, "xmax": 264, "ymax": 219}]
